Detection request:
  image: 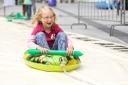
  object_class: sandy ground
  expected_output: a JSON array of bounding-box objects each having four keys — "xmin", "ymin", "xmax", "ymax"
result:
[{"xmin": 0, "ymin": 17, "xmax": 128, "ymax": 85}]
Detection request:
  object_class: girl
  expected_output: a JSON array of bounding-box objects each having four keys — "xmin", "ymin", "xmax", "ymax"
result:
[{"xmin": 28, "ymin": 5, "xmax": 74, "ymax": 55}]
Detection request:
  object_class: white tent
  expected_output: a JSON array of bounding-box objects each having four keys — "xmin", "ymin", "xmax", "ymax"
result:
[{"xmin": 3, "ymin": 0, "xmax": 15, "ymax": 6}]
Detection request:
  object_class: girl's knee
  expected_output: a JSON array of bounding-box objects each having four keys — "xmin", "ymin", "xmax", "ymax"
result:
[
  {"xmin": 36, "ymin": 32, "xmax": 45, "ymax": 37},
  {"xmin": 57, "ymin": 32, "xmax": 67, "ymax": 38}
]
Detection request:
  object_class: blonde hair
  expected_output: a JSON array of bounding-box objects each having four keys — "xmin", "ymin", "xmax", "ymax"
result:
[{"xmin": 32, "ymin": 5, "xmax": 56, "ymax": 24}]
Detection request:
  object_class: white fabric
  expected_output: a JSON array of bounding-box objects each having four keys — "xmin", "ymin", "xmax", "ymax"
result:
[{"xmin": 3, "ymin": 0, "xmax": 15, "ymax": 6}]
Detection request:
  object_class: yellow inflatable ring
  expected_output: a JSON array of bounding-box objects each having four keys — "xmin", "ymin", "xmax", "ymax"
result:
[{"xmin": 23, "ymin": 49, "xmax": 83, "ymax": 72}]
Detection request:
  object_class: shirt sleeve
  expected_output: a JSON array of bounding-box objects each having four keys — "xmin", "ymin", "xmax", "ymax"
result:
[{"xmin": 27, "ymin": 35, "xmax": 37, "ymax": 49}]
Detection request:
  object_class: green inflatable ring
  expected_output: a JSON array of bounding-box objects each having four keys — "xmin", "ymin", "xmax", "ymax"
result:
[
  {"xmin": 24, "ymin": 49, "xmax": 83, "ymax": 72},
  {"xmin": 6, "ymin": 12, "xmax": 27, "ymax": 22}
]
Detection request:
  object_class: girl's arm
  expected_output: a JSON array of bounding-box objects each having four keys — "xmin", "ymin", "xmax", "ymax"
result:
[
  {"xmin": 27, "ymin": 35, "xmax": 42, "ymax": 50},
  {"xmin": 27, "ymin": 35, "xmax": 48, "ymax": 53},
  {"xmin": 67, "ymin": 37, "xmax": 74, "ymax": 55},
  {"xmin": 67, "ymin": 37, "xmax": 74, "ymax": 49}
]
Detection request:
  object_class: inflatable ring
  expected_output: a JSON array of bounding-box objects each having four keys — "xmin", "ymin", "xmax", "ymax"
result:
[
  {"xmin": 24, "ymin": 49, "xmax": 83, "ymax": 72},
  {"xmin": 6, "ymin": 12, "xmax": 27, "ymax": 22}
]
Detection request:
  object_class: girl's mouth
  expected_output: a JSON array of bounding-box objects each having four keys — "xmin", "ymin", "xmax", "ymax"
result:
[
  {"xmin": 47, "ymin": 23, "xmax": 52, "ymax": 26},
  {"xmin": 47, "ymin": 23, "xmax": 51, "ymax": 25}
]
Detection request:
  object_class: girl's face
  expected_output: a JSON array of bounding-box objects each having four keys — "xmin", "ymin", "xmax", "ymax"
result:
[{"xmin": 41, "ymin": 9, "xmax": 55, "ymax": 29}]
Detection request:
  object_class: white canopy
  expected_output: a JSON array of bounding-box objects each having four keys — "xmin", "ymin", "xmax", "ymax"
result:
[{"xmin": 3, "ymin": 0, "xmax": 15, "ymax": 6}]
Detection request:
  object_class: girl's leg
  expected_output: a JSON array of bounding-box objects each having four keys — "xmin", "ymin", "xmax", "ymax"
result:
[
  {"xmin": 52, "ymin": 32, "xmax": 68, "ymax": 50},
  {"xmin": 35, "ymin": 32, "xmax": 50, "ymax": 49}
]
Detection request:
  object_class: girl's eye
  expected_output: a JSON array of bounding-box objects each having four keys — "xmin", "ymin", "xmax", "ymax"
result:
[{"xmin": 43, "ymin": 16, "xmax": 54, "ymax": 20}]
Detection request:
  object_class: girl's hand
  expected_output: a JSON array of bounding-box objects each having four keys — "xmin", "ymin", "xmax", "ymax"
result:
[
  {"xmin": 36, "ymin": 45, "xmax": 49, "ymax": 54},
  {"xmin": 40, "ymin": 47, "xmax": 49, "ymax": 54}
]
